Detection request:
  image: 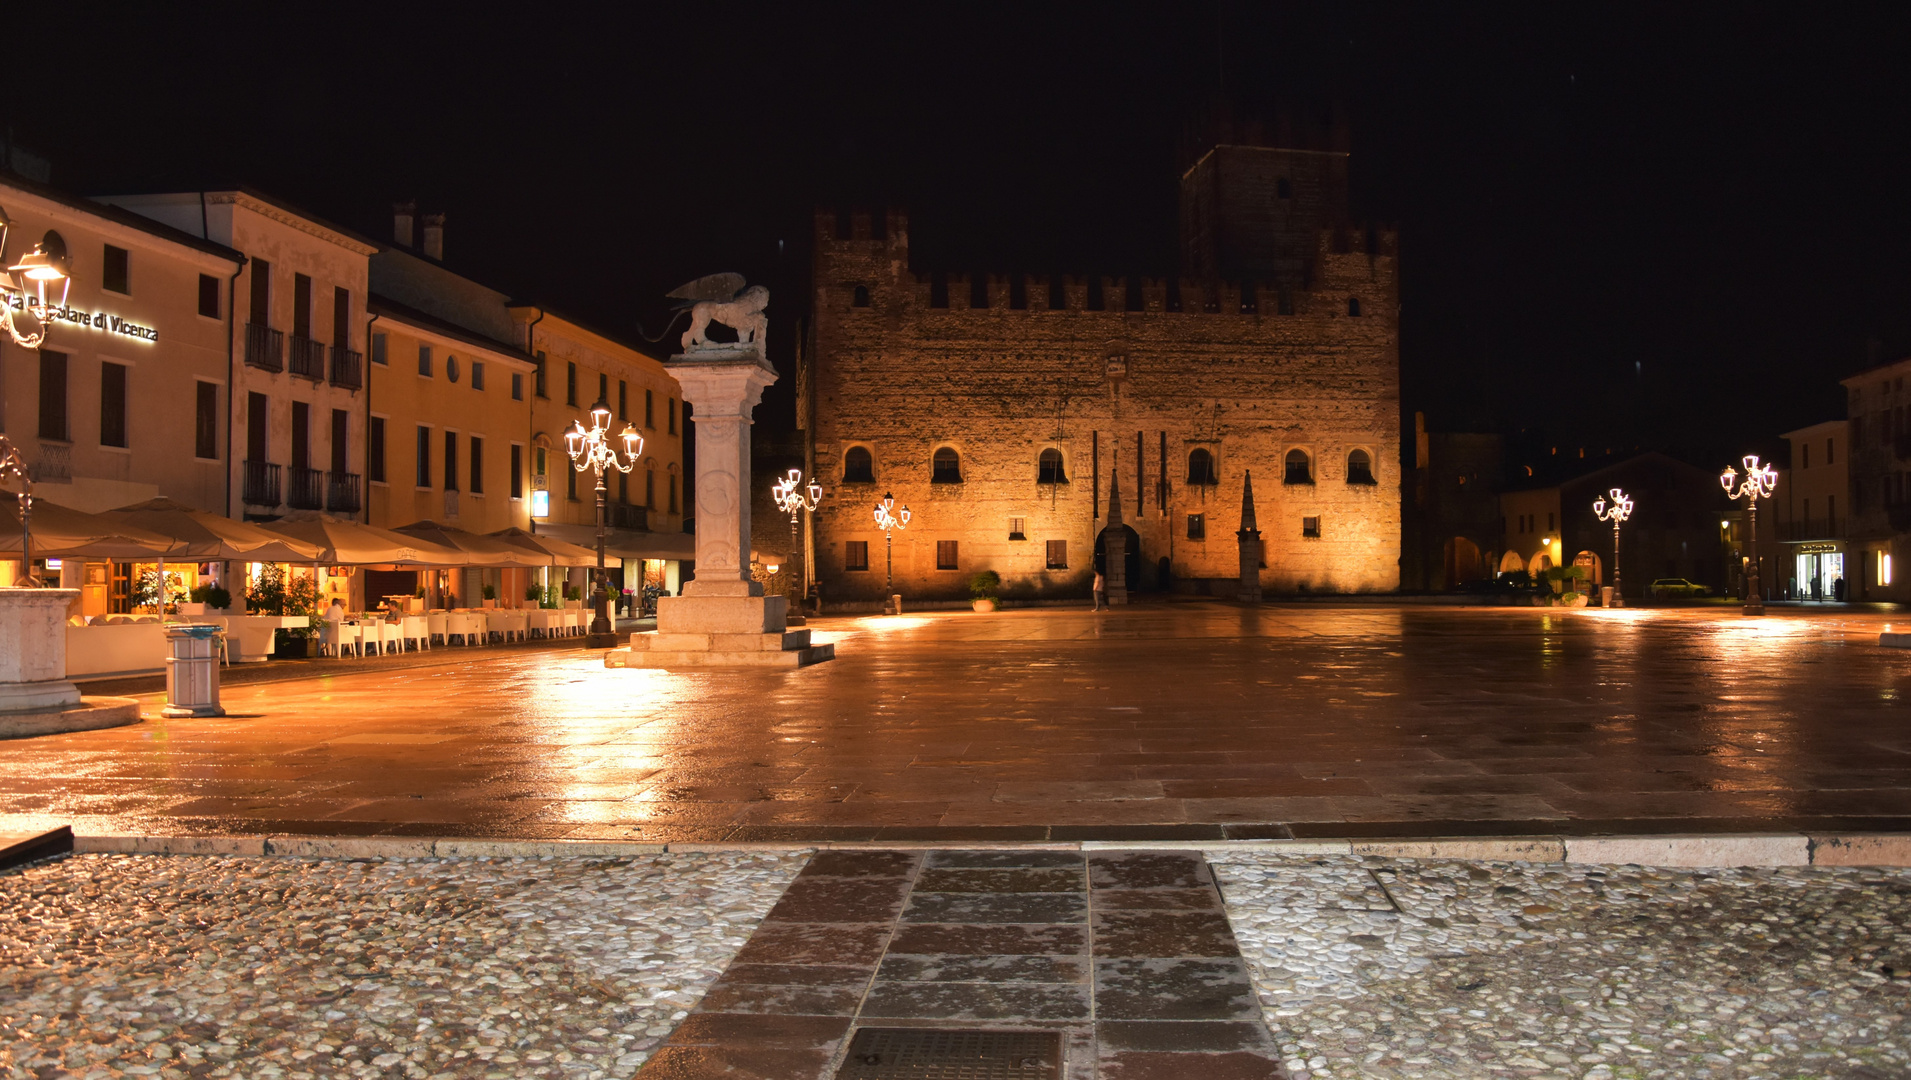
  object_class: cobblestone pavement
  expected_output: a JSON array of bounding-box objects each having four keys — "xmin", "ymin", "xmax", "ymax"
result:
[
  {"xmin": 1210, "ymin": 852, "xmax": 1911, "ymax": 1079},
  {"xmin": 0, "ymin": 851, "xmax": 804, "ymax": 1079}
]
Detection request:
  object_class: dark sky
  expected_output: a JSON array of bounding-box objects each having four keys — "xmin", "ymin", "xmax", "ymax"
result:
[{"xmin": 16, "ymin": 3, "xmax": 1911, "ymax": 464}]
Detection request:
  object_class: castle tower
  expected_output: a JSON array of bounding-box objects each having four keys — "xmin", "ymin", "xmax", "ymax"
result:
[{"xmin": 1179, "ymin": 143, "xmax": 1350, "ymax": 287}]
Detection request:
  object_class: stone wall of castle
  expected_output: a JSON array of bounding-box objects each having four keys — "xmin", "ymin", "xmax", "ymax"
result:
[{"xmin": 802, "ymin": 209, "xmax": 1400, "ymax": 604}]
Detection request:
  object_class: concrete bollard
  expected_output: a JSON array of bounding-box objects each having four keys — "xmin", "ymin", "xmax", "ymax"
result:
[{"xmin": 163, "ymin": 624, "xmax": 225, "ymax": 718}]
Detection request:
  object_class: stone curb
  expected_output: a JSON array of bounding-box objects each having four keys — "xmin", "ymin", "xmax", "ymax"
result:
[{"xmin": 51, "ymin": 831, "xmax": 1911, "ymax": 867}]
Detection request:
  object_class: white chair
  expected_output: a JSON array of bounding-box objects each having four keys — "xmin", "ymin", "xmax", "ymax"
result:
[
  {"xmin": 403, "ymin": 615, "xmax": 429, "ymax": 652},
  {"xmin": 318, "ymin": 620, "xmax": 349, "ymax": 658},
  {"xmin": 426, "ymin": 611, "xmax": 448, "ymax": 646},
  {"xmin": 379, "ymin": 620, "xmax": 404, "ymax": 657}
]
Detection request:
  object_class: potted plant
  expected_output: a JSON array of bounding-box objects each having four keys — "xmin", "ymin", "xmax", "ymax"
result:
[
  {"xmin": 968, "ymin": 570, "xmax": 1001, "ymax": 613},
  {"xmin": 481, "ymin": 583, "xmax": 497, "ymax": 609}
]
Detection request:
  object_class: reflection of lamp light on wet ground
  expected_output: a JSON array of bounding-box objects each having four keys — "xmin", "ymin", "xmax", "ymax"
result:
[
  {"xmin": 1721, "ymin": 456, "xmax": 1778, "ymax": 616},
  {"xmin": 1593, "ymin": 487, "xmax": 1634, "ymax": 608}
]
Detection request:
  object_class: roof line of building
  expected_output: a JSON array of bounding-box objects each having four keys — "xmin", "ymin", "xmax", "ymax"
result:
[
  {"xmin": 368, "ymin": 293, "xmax": 538, "ymax": 366},
  {"xmin": 0, "ymin": 168, "xmax": 244, "ymax": 265},
  {"xmin": 506, "ymin": 300, "xmax": 666, "ymax": 365}
]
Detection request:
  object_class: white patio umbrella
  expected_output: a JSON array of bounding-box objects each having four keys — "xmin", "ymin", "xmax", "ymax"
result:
[
  {"xmin": 0, "ymin": 496, "xmax": 179, "ymax": 559},
  {"xmin": 106, "ymin": 497, "xmax": 323, "ymax": 563},
  {"xmin": 393, "ymin": 521, "xmax": 552, "ymax": 567},
  {"xmin": 259, "ymin": 518, "xmax": 467, "ymax": 568}
]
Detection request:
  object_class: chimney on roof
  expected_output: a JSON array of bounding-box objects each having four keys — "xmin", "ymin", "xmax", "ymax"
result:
[
  {"xmin": 393, "ymin": 201, "xmax": 416, "ymax": 247},
  {"xmin": 422, "ymin": 213, "xmax": 445, "ymax": 260}
]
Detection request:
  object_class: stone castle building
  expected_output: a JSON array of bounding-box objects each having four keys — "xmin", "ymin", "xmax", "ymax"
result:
[{"xmin": 798, "ymin": 142, "xmax": 1400, "ymax": 604}]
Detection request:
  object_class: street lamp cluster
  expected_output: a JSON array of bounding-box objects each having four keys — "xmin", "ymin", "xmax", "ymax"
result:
[
  {"xmin": 771, "ymin": 468, "xmax": 821, "ymax": 617},
  {"xmin": 564, "ymin": 399, "xmax": 642, "ymax": 647},
  {"xmin": 0, "ymin": 212, "xmax": 72, "ymax": 583},
  {"xmin": 873, "ymin": 491, "xmax": 910, "ymax": 614},
  {"xmin": 1721, "ymin": 454, "xmax": 1778, "ymax": 616},
  {"xmin": 1591, "ymin": 487, "xmax": 1633, "ymax": 608}
]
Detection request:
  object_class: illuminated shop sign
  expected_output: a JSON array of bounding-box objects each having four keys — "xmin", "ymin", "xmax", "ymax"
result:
[
  {"xmin": 6, "ymin": 296, "xmax": 158, "ymax": 344},
  {"xmin": 531, "ymin": 489, "xmax": 550, "ymax": 517},
  {"xmin": 1797, "ymin": 542, "xmax": 1838, "ymax": 553}
]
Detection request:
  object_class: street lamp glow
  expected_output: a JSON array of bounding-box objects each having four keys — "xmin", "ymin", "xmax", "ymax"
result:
[
  {"xmin": 1720, "ymin": 455, "xmax": 1778, "ymax": 616},
  {"xmin": 566, "ymin": 399, "xmax": 643, "ymax": 646},
  {"xmin": 771, "ymin": 468, "xmax": 823, "ymax": 617},
  {"xmin": 873, "ymin": 491, "xmax": 910, "ymax": 613},
  {"xmin": 1592, "ymin": 487, "xmax": 1633, "ymax": 608},
  {"xmin": 0, "ymin": 214, "xmax": 70, "ymax": 351}
]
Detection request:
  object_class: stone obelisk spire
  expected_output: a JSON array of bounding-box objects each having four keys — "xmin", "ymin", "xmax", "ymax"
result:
[
  {"xmin": 1104, "ymin": 467, "xmax": 1129, "ymax": 606},
  {"xmin": 1237, "ymin": 470, "xmax": 1263, "ymax": 603}
]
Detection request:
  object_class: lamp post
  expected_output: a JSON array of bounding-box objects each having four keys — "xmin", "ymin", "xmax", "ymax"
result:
[
  {"xmin": 0, "ymin": 209, "xmax": 71, "ymax": 350},
  {"xmin": 0, "ymin": 437, "xmax": 36, "ymax": 587},
  {"xmin": 1721, "ymin": 455, "xmax": 1778, "ymax": 616},
  {"xmin": 565, "ymin": 398, "xmax": 643, "ymax": 647},
  {"xmin": 771, "ymin": 468, "xmax": 822, "ymax": 618},
  {"xmin": 1591, "ymin": 487, "xmax": 1634, "ymax": 608},
  {"xmin": 873, "ymin": 490, "xmax": 910, "ymax": 614}
]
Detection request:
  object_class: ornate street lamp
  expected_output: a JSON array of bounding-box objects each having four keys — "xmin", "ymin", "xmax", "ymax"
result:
[
  {"xmin": 0, "ymin": 437, "xmax": 37, "ymax": 586},
  {"xmin": 0, "ymin": 212, "xmax": 69, "ymax": 349},
  {"xmin": 873, "ymin": 490, "xmax": 910, "ymax": 613},
  {"xmin": 1591, "ymin": 487, "xmax": 1634, "ymax": 608},
  {"xmin": 1721, "ymin": 455, "xmax": 1778, "ymax": 615},
  {"xmin": 771, "ymin": 468, "xmax": 822, "ymax": 618},
  {"xmin": 565, "ymin": 398, "xmax": 642, "ymax": 647}
]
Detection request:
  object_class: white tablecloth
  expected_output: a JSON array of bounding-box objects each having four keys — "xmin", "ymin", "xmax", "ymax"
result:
[{"xmin": 205, "ymin": 615, "xmax": 310, "ymax": 663}]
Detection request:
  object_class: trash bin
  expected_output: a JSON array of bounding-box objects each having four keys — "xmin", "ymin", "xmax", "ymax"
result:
[
  {"xmin": 1601, "ymin": 586, "xmax": 1621, "ymax": 609},
  {"xmin": 163, "ymin": 624, "xmax": 225, "ymax": 718}
]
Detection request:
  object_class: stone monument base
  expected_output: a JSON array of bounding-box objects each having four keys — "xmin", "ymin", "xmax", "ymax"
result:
[
  {"xmin": 605, "ymin": 594, "xmax": 835, "ymax": 669},
  {"xmin": 0, "ymin": 696, "xmax": 142, "ymax": 740}
]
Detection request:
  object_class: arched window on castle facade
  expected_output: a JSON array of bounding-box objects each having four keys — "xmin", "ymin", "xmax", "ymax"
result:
[
  {"xmin": 1347, "ymin": 297, "xmax": 1362, "ymax": 317},
  {"xmin": 1038, "ymin": 448, "xmax": 1067, "ymax": 484},
  {"xmin": 1187, "ymin": 448, "xmax": 1218, "ymax": 485},
  {"xmin": 932, "ymin": 446, "xmax": 963, "ymax": 484},
  {"xmin": 1285, "ymin": 449, "xmax": 1313, "ymax": 485},
  {"xmin": 1346, "ymin": 449, "xmax": 1376, "ymax": 485},
  {"xmin": 852, "ymin": 285, "xmax": 870, "ymax": 308},
  {"xmin": 843, "ymin": 446, "xmax": 875, "ymax": 484}
]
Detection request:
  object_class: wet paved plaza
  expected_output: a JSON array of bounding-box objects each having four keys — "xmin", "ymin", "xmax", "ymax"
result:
[{"xmin": 4, "ymin": 603, "xmax": 1911, "ymax": 842}]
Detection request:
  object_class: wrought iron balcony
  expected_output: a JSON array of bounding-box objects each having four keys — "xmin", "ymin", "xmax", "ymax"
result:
[
  {"xmin": 326, "ymin": 471, "xmax": 362, "ymax": 514},
  {"xmin": 329, "ymin": 346, "xmax": 363, "ymax": 390},
  {"xmin": 288, "ymin": 335, "xmax": 326, "ymax": 381},
  {"xmin": 244, "ymin": 323, "xmax": 283, "ymax": 373},
  {"xmin": 242, "ymin": 460, "xmax": 281, "ymax": 506},
  {"xmin": 610, "ymin": 504, "xmax": 648, "ymax": 531},
  {"xmin": 287, "ymin": 466, "xmax": 324, "ymax": 510}
]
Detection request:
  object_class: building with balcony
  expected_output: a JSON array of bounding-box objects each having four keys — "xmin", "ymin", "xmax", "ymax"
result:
[
  {"xmin": 1776, "ymin": 420, "xmax": 1848, "ymax": 600},
  {"xmin": 102, "ymin": 189, "xmax": 375, "ymax": 522},
  {"xmin": 1837, "ymin": 360, "xmax": 1911, "ymax": 601},
  {"xmin": 0, "ymin": 173, "xmax": 243, "ymax": 609}
]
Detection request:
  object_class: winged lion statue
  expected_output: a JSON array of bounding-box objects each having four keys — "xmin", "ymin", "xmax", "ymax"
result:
[{"xmin": 668, "ymin": 273, "xmax": 769, "ymax": 354}]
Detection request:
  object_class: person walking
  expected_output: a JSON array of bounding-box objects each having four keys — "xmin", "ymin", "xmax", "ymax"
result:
[{"xmin": 1092, "ymin": 568, "xmax": 1107, "ymax": 611}]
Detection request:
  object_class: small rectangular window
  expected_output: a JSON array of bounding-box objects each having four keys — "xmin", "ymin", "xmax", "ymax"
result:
[
  {"xmin": 444, "ymin": 431, "xmax": 459, "ymax": 492},
  {"xmin": 1303, "ymin": 516, "xmax": 1321, "ymax": 538},
  {"xmin": 416, "ymin": 426, "xmax": 431, "ymax": 488},
  {"xmin": 194, "ymin": 381, "xmax": 218, "ymax": 459},
  {"xmin": 469, "ymin": 436, "xmax": 484, "ymax": 495},
  {"xmin": 1187, "ymin": 513, "xmax": 1205, "ymax": 540},
  {"xmin": 370, "ymin": 332, "xmax": 387, "ymax": 365},
  {"xmin": 1547, "ymin": 512, "xmax": 1556, "ymax": 532},
  {"xmin": 845, "ymin": 540, "xmax": 869, "ymax": 571},
  {"xmin": 418, "ymin": 344, "xmax": 433, "ymax": 377},
  {"xmin": 1008, "ymin": 516, "xmax": 1026, "ymax": 540},
  {"xmin": 38, "ymin": 351, "xmax": 67, "ymax": 441},
  {"xmin": 369, "ymin": 417, "xmax": 386, "ymax": 483},
  {"xmin": 100, "ymin": 362, "xmax": 128, "ymax": 448},
  {"xmin": 646, "ymin": 389, "xmax": 655, "ymax": 428},
  {"xmin": 567, "ymin": 362, "xmax": 577, "ymax": 405},
  {"xmin": 292, "ymin": 273, "xmax": 312, "ymax": 338},
  {"xmin": 936, "ymin": 540, "xmax": 959, "ymax": 570},
  {"xmin": 669, "ymin": 398, "xmax": 678, "ymax": 434},
  {"xmin": 472, "ymin": 361, "xmax": 485, "ymax": 390},
  {"xmin": 1046, "ymin": 539, "xmax": 1067, "ymax": 569},
  {"xmin": 102, "ymin": 245, "xmax": 130, "ymax": 294},
  {"xmin": 510, "ymin": 444, "xmax": 523, "ymax": 499},
  {"xmin": 618, "ymin": 380, "xmax": 628, "ymax": 420},
  {"xmin": 248, "ymin": 258, "xmax": 271, "ymax": 325},
  {"xmin": 198, "ymin": 273, "xmax": 220, "ymax": 318},
  {"xmin": 511, "ymin": 372, "xmax": 523, "ymax": 400}
]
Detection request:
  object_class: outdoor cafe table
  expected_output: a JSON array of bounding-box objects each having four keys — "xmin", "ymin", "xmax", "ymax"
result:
[
  {"xmin": 526, "ymin": 610, "xmax": 564, "ymax": 638},
  {"xmin": 204, "ymin": 615, "xmax": 310, "ymax": 663},
  {"xmin": 479, "ymin": 609, "xmax": 528, "ymax": 643}
]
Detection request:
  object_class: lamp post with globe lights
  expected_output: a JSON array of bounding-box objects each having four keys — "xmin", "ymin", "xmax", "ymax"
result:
[
  {"xmin": 1720, "ymin": 455, "xmax": 1779, "ymax": 615},
  {"xmin": 1591, "ymin": 487, "xmax": 1634, "ymax": 608},
  {"xmin": 771, "ymin": 468, "xmax": 822, "ymax": 619},
  {"xmin": 0, "ymin": 213, "xmax": 71, "ymax": 582},
  {"xmin": 565, "ymin": 398, "xmax": 643, "ymax": 647},
  {"xmin": 873, "ymin": 491, "xmax": 910, "ymax": 614}
]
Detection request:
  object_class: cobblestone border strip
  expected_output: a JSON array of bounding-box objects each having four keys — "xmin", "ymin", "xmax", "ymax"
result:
[{"xmin": 48, "ymin": 831, "xmax": 1911, "ymax": 866}]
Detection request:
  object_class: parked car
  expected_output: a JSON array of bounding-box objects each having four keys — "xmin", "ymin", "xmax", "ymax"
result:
[{"xmin": 1648, "ymin": 578, "xmax": 1711, "ymax": 598}]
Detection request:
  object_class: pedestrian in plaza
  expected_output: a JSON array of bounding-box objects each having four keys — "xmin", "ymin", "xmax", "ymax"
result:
[{"xmin": 1092, "ymin": 568, "xmax": 1107, "ymax": 611}]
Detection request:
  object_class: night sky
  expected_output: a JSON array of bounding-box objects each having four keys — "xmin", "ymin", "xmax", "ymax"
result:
[{"xmin": 17, "ymin": 3, "xmax": 1911, "ymax": 466}]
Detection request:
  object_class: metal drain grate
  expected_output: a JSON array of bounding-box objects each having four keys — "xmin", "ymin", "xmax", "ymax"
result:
[{"xmin": 834, "ymin": 1028, "xmax": 1062, "ymax": 1079}]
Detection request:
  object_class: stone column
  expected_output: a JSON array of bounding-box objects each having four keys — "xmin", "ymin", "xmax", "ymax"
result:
[
  {"xmin": 1104, "ymin": 469, "xmax": 1129, "ymax": 606},
  {"xmin": 1237, "ymin": 470, "xmax": 1263, "ymax": 602},
  {"xmin": 658, "ymin": 348, "xmax": 787, "ymax": 633}
]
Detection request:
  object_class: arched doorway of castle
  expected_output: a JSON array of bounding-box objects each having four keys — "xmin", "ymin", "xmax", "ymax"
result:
[
  {"xmin": 1093, "ymin": 525, "xmax": 1142, "ymax": 590},
  {"xmin": 1443, "ymin": 536, "xmax": 1485, "ymax": 588},
  {"xmin": 1498, "ymin": 549, "xmax": 1525, "ymax": 575}
]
